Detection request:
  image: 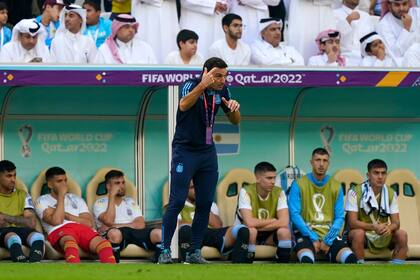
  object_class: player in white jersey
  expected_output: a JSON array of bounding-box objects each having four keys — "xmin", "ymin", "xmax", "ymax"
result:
[
  {"xmin": 93, "ymin": 170, "xmax": 162, "ymax": 262},
  {"xmin": 36, "ymin": 167, "xmax": 115, "ymax": 263}
]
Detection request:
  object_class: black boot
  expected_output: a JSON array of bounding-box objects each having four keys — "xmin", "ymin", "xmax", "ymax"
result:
[
  {"xmin": 178, "ymin": 226, "xmax": 192, "ymax": 263},
  {"xmin": 28, "ymin": 240, "xmax": 44, "ymax": 262},
  {"xmin": 231, "ymin": 227, "xmax": 250, "ymax": 263}
]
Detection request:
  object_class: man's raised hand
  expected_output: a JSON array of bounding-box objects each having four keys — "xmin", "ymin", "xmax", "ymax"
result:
[
  {"xmin": 199, "ymin": 67, "xmax": 217, "ymax": 89},
  {"xmin": 222, "ymin": 97, "xmax": 240, "ymax": 112},
  {"xmin": 401, "ymin": 13, "xmax": 412, "ymax": 31}
]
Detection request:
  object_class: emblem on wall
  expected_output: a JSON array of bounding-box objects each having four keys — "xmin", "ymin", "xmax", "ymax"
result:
[
  {"xmin": 18, "ymin": 124, "xmax": 33, "ymax": 158},
  {"xmin": 320, "ymin": 125, "xmax": 334, "ymax": 155}
]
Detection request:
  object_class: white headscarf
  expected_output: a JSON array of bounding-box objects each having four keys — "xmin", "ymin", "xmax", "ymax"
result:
[
  {"xmin": 56, "ymin": 4, "xmax": 87, "ymax": 36},
  {"xmin": 359, "ymin": 32, "xmax": 383, "ymax": 57},
  {"xmin": 12, "ymin": 19, "xmax": 45, "ymax": 42},
  {"xmin": 359, "ymin": 31, "xmax": 399, "ymax": 65}
]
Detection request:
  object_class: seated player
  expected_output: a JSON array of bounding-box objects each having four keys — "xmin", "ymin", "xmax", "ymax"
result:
[
  {"xmin": 289, "ymin": 148, "xmax": 357, "ymax": 264},
  {"xmin": 36, "ymin": 167, "xmax": 116, "ymax": 263},
  {"xmin": 346, "ymin": 159, "xmax": 408, "ymax": 264},
  {"xmin": 236, "ymin": 162, "xmax": 292, "ymax": 263},
  {"xmin": 93, "ymin": 170, "xmax": 162, "ymax": 262},
  {"xmin": 0, "ymin": 160, "xmax": 45, "ymax": 262}
]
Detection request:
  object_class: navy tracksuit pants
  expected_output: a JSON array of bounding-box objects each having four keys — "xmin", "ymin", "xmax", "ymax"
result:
[{"xmin": 162, "ymin": 144, "xmax": 218, "ymax": 251}]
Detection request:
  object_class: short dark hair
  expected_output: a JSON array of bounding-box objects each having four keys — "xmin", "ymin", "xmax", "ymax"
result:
[
  {"xmin": 0, "ymin": 2, "xmax": 8, "ymax": 11},
  {"xmin": 202, "ymin": 57, "xmax": 228, "ymax": 73},
  {"xmin": 367, "ymin": 159, "xmax": 388, "ymax": 172},
  {"xmin": 254, "ymin": 161, "xmax": 276, "ymax": 174},
  {"xmin": 105, "ymin": 170, "xmax": 124, "ymax": 184},
  {"xmin": 83, "ymin": 0, "xmax": 101, "ymax": 11},
  {"xmin": 312, "ymin": 147, "xmax": 329, "ymax": 157},
  {"xmin": 222, "ymin": 13, "xmax": 242, "ymax": 28},
  {"xmin": 176, "ymin": 29, "xmax": 198, "ymax": 49},
  {"xmin": 0, "ymin": 160, "xmax": 16, "ymax": 173},
  {"xmin": 45, "ymin": 166, "xmax": 66, "ymax": 181}
]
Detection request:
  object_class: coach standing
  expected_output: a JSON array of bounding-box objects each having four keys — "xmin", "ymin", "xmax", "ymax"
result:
[{"xmin": 158, "ymin": 57, "xmax": 241, "ymax": 264}]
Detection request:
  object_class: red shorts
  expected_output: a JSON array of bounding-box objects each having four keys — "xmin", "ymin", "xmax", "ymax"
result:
[{"xmin": 48, "ymin": 223, "xmax": 99, "ymax": 252}]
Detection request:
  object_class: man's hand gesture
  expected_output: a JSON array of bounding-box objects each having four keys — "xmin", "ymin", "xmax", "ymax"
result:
[
  {"xmin": 199, "ymin": 67, "xmax": 217, "ymax": 89},
  {"xmin": 222, "ymin": 97, "xmax": 240, "ymax": 112},
  {"xmin": 57, "ymin": 184, "xmax": 68, "ymax": 199},
  {"xmin": 401, "ymin": 13, "xmax": 412, "ymax": 31}
]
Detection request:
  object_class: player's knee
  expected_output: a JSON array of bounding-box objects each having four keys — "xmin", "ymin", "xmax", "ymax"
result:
[
  {"xmin": 350, "ymin": 229, "xmax": 366, "ymax": 243},
  {"xmin": 61, "ymin": 235, "xmax": 76, "ymax": 242},
  {"xmin": 28, "ymin": 232, "xmax": 45, "ymax": 245},
  {"xmin": 4, "ymin": 232, "xmax": 18, "ymax": 242},
  {"xmin": 107, "ymin": 228, "xmax": 123, "ymax": 244},
  {"xmin": 151, "ymin": 229, "xmax": 162, "ymax": 243},
  {"xmin": 248, "ymin": 227, "xmax": 257, "ymax": 243},
  {"xmin": 276, "ymin": 227, "xmax": 291, "ymax": 240},
  {"xmin": 5, "ymin": 233, "xmax": 22, "ymax": 248}
]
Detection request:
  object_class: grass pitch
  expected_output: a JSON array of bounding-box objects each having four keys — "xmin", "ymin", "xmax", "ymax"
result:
[{"xmin": 1, "ymin": 263, "xmax": 420, "ymax": 280}]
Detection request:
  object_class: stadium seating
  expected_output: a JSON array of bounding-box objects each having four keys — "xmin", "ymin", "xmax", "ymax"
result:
[
  {"xmin": 30, "ymin": 170, "xmax": 90, "ymax": 260},
  {"xmin": 0, "ymin": 178, "xmax": 31, "ymax": 260},
  {"xmin": 16, "ymin": 177, "xmax": 28, "ymax": 192},
  {"xmin": 216, "ymin": 168, "xmax": 256, "ymax": 227},
  {"xmin": 85, "ymin": 167, "xmax": 153, "ymax": 259},
  {"xmin": 332, "ymin": 168, "xmax": 365, "ymax": 195}
]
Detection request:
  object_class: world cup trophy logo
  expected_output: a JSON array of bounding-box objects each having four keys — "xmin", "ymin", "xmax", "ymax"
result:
[
  {"xmin": 312, "ymin": 193, "xmax": 325, "ymax": 222},
  {"xmin": 320, "ymin": 125, "xmax": 334, "ymax": 155},
  {"xmin": 18, "ymin": 124, "xmax": 33, "ymax": 158}
]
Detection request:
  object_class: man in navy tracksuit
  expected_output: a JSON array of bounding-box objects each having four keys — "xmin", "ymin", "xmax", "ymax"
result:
[{"xmin": 158, "ymin": 57, "xmax": 241, "ymax": 264}]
